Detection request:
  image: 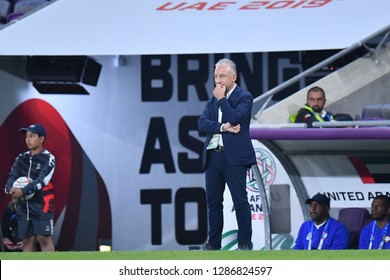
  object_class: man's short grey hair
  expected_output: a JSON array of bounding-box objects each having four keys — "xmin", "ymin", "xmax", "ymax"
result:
[{"xmin": 215, "ymin": 58, "xmax": 237, "ymax": 76}]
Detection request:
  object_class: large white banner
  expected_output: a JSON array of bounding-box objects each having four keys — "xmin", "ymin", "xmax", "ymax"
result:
[
  {"xmin": 0, "ymin": 0, "xmax": 389, "ymax": 54},
  {"xmin": 290, "ymin": 155, "xmax": 390, "ymax": 208}
]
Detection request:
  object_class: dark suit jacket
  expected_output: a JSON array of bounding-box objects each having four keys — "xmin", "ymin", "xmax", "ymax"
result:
[{"xmin": 198, "ymin": 85, "xmax": 256, "ymax": 169}]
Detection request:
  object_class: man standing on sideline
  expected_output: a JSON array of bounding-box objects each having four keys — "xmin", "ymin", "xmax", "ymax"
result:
[
  {"xmin": 294, "ymin": 193, "xmax": 350, "ymax": 250},
  {"xmin": 198, "ymin": 58, "xmax": 256, "ymax": 250},
  {"xmin": 359, "ymin": 194, "xmax": 390, "ymax": 250},
  {"xmin": 5, "ymin": 124, "xmax": 56, "ymax": 252}
]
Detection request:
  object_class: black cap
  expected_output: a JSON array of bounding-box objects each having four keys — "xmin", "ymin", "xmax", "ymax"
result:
[
  {"xmin": 306, "ymin": 193, "xmax": 330, "ymax": 207},
  {"xmin": 19, "ymin": 124, "xmax": 46, "ymax": 138}
]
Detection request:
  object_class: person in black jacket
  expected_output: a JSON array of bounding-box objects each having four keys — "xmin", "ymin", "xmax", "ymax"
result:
[
  {"xmin": 290, "ymin": 86, "xmax": 335, "ymax": 128},
  {"xmin": 4, "ymin": 124, "xmax": 56, "ymax": 252}
]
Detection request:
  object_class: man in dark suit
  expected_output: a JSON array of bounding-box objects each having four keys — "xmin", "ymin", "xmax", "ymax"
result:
[{"xmin": 198, "ymin": 58, "xmax": 256, "ymax": 250}]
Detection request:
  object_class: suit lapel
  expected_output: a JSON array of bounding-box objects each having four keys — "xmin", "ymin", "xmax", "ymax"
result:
[
  {"xmin": 228, "ymin": 85, "xmax": 240, "ymax": 106},
  {"xmin": 212, "ymin": 98, "xmax": 219, "ymax": 121}
]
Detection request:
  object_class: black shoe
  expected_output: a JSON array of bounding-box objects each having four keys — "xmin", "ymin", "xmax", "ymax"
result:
[
  {"xmin": 236, "ymin": 242, "xmax": 251, "ymax": 250},
  {"xmin": 201, "ymin": 243, "xmax": 220, "ymax": 250}
]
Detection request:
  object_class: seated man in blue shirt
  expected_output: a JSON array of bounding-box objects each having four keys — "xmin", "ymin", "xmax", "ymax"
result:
[
  {"xmin": 294, "ymin": 193, "xmax": 350, "ymax": 250},
  {"xmin": 359, "ymin": 194, "xmax": 390, "ymax": 250}
]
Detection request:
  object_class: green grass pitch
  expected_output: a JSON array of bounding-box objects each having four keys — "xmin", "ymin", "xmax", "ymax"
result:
[{"xmin": 1, "ymin": 250, "xmax": 389, "ymax": 260}]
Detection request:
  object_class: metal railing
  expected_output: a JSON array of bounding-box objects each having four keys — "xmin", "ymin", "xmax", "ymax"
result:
[
  {"xmin": 250, "ymin": 123, "xmax": 307, "ymax": 129},
  {"xmin": 253, "ymin": 23, "xmax": 390, "ymax": 121},
  {"xmin": 312, "ymin": 120, "xmax": 390, "ymax": 128}
]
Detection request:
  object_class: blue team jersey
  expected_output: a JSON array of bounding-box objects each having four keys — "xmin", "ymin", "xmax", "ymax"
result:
[
  {"xmin": 359, "ymin": 220, "xmax": 390, "ymax": 250},
  {"xmin": 294, "ymin": 217, "xmax": 350, "ymax": 250}
]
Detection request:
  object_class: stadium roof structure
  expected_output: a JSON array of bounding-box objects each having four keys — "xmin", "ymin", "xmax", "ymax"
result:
[{"xmin": 0, "ymin": 0, "xmax": 389, "ymax": 55}]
